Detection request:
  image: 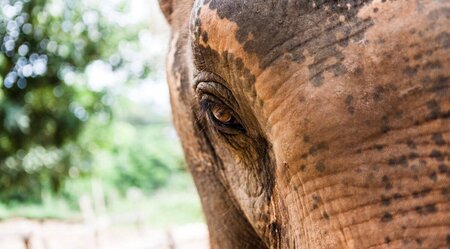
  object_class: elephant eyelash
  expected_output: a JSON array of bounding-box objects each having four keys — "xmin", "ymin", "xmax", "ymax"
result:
[
  {"xmin": 198, "ymin": 98, "xmax": 215, "ymax": 122},
  {"xmin": 199, "ymin": 97, "xmax": 215, "ymax": 114}
]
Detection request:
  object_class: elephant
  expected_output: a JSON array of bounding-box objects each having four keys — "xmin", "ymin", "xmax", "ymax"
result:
[{"xmin": 158, "ymin": 0, "xmax": 450, "ymax": 248}]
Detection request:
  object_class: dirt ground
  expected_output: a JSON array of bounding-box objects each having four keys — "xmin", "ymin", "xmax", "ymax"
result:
[{"xmin": 0, "ymin": 219, "xmax": 209, "ymax": 249}]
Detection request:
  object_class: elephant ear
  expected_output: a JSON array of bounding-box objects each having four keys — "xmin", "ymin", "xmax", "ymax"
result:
[{"xmin": 158, "ymin": 0, "xmax": 174, "ymax": 23}]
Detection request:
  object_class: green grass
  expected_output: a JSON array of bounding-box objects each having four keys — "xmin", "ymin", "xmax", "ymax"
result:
[
  {"xmin": 0, "ymin": 173, "xmax": 204, "ymax": 228},
  {"xmin": 141, "ymin": 186, "xmax": 203, "ymax": 227},
  {"xmin": 106, "ymin": 173, "xmax": 204, "ymax": 228},
  {"xmin": 0, "ymin": 198, "xmax": 79, "ymax": 221}
]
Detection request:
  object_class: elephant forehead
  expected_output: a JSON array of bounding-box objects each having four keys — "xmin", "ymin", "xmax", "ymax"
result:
[
  {"xmin": 191, "ymin": 3, "xmax": 260, "ymax": 74},
  {"xmin": 190, "ymin": 0, "xmax": 377, "ymax": 124},
  {"xmin": 194, "ymin": 0, "xmax": 374, "ymax": 69},
  {"xmin": 192, "ymin": 0, "xmax": 450, "ymax": 135}
]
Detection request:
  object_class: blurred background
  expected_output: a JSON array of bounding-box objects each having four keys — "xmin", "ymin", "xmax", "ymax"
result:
[{"xmin": 0, "ymin": 0, "xmax": 207, "ymax": 248}]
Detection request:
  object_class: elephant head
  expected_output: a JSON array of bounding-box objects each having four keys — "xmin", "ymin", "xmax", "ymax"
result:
[{"xmin": 158, "ymin": 0, "xmax": 450, "ymax": 248}]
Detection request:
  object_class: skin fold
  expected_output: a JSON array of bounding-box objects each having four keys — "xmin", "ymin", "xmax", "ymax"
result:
[{"xmin": 158, "ymin": 0, "xmax": 450, "ymax": 248}]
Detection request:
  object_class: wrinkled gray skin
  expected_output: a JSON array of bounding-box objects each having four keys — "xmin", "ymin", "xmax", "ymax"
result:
[{"xmin": 159, "ymin": 0, "xmax": 450, "ymax": 248}]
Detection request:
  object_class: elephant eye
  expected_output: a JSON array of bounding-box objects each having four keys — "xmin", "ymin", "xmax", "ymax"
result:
[
  {"xmin": 211, "ymin": 105, "xmax": 233, "ymax": 123},
  {"xmin": 200, "ymin": 98, "xmax": 245, "ymax": 134}
]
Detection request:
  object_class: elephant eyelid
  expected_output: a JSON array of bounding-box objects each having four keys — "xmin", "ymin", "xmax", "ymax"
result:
[
  {"xmin": 193, "ymin": 71, "xmax": 227, "ymax": 89},
  {"xmin": 196, "ymin": 81, "xmax": 239, "ymax": 108}
]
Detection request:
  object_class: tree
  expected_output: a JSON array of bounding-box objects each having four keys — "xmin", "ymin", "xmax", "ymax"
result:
[
  {"xmin": 0, "ymin": 0, "xmax": 179, "ymax": 204},
  {"xmin": 0, "ymin": 0, "xmax": 113, "ymax": 201}
]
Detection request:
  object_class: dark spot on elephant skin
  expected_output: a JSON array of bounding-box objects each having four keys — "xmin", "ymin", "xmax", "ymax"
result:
[
  {"xmin": 415, "ymin": 204, "xmax": 437, "ymax": 215},
  {"xmin": 372, "ymin": 85, "xmax": 385, "ymax": 102},
  {"xmin": 403, "ymin": 66, "xmax": 418, "ymax": 77},
  {"xmin": 413, "ymin": 53, "xmax": 423, "ymax": 60},
  {"xmin": 201, "ymin": 0, "xmax": 374, "ymax": 86},
  {"xmin": 384, "ymin": 236, "xmax": 391, "ymax": 244},
  {"xmin": 380, "ymin": 212, "xmax": 393, "ymax": 222},
  {"xmin": 409, "ymin": 152, "xmax": 419, "ymax": 160},
  {"xmin": 311, "ymin": 195, "xmax": 321, "ymax": 209},
  {"xmin": 429, "ymin": 172, "xmax": 437, "ymax": 182},
  {"xmin": 354, "ymin": 66, "xmax": 364, "ymax": 75},
  {"xmin": 435, "ymin": 32, "xmax": 450, "ymax": 49},
  {"xmin": 429, "ymin": 75, "xmax": 449, "ymax": 95},
  {"xmin": 388, "ymin": 155, "xmax": 408, "ymax": 167},
  {"xmin": 438, "ymin": 164, "xmax": 447, "ymax": 174},
  {"xmin": 380, "ymin": 115, "xmax": 390, "ymax": 133},
  {"xmin": 430, "ymin": 150, "xmax": 444, "ymax": 161},
  {"xmin": 300, "ymin": 164, "xmax": 306, "ymax": 171},
  {"xmin": 382, "ymin": 175, "xmax": 393, "ymax": 190},
  {"xmin": 412, "ymin": 188, "xmax": 431, "ymax": 199},
  {"xmin": 426, "ymin": 100, "xmax": 441, "ymax": 120},
  {"xmin": 415, "ymin": 238, "xmax": 423, "ymax": 245},
  {"xmin": 406, "ymin": 139, "xmax": 417, "ymax": 149},
  {"xmin": 424, "ymin": 204, "xmax": 437, "ymax": 214},
  {"xmin": 432, "ymin": 133, "xmax": 446, "ymax": 146},
  {"xmin": 315, "ymin": 161, "xmax": 326, "ymax": 172},
  {"xmin": 309, "ymin": 142, "xmax": 329, "ymax": 156},
  {"xmin": 345, "ymin": 95, "xmax": 355, "ymax": 114},
  {"xmin": 380, "ymin": 195, "xmax": 391, "ymax": 206},
  {"xmin": 201, "ymin": 31, "xmax": 209, "ymax": 43},
  {"xmin": 427, "ymin": 7, "xmax": 450, "ymax": 21},
  {"xmin": 303, "ymin": 134, "xmax": 310, "ymax": 143},
  {"xmin": 402, "ymin": 239, "xmax": 410, "ymax": 246},
  {"xmin": 374, "ymin": 144, "xmax": 384, "ymax": 151},
  {"xmin": 422, "ymin": 60, "xmax": 442, "ymax": 70},
  {"xmin": 322, "ymin": 211, "xmax": 330, "ymax": 220}
]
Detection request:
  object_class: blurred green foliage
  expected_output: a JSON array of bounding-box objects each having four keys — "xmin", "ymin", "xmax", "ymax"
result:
[{"xmin": 0, "ymin": 0, "xmax": 184, "ymax": 205}]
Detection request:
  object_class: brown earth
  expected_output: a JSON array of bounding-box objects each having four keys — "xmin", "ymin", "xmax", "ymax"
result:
[{"xmin": 0, "ymin": 219, "xmax": 208, "ymax": 249}]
